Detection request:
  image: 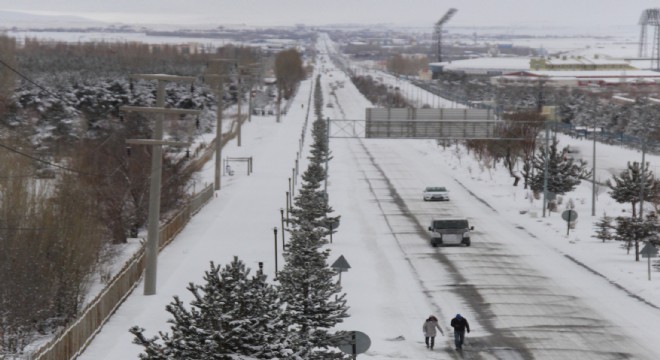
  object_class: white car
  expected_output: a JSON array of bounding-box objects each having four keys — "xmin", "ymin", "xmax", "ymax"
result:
[{"xmin": 423, "ymin": 186, "xmax": 449, "ymax": 201}]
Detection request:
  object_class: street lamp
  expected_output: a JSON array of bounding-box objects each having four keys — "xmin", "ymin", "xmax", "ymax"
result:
[
  {"xmin": 280, "ymin": 208, "xmax": 286, "ymax": 250},
  {"xmin": 286, "ymin": 191, "xmax": 290, "ymax": 222},
  {"xmin": 273, "ymin": 227, "xmax": 278, "ymax": 277}
]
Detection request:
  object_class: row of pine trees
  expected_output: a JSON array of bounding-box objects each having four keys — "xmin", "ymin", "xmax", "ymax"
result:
[{"xmin": 130, "ymin": 73, "xmax": 351, "ymax": 359}]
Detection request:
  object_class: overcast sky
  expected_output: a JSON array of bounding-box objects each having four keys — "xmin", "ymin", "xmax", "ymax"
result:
[{"xmin": 0, "ymin": 0, "xmax": 657, "ymax": 29}]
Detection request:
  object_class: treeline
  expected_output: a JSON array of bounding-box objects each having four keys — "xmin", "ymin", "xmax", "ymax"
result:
[
  {"xmin": 0, "ymin": 149, "xmax": 104, "ymax": 354},
  {"xmin": 350, "ymin": 75, "xmax": 410, "ymax": 108},
  {"xmin": 18, "ymin": 39, "xmax": 260, "ymax": 77},
  {"xmin": 130, "ymin": 73, "xmax": 350, "ymax": 359},
  {"xmin": 386, "ymin": 54, "xmax": 428, "ymax": 77}
]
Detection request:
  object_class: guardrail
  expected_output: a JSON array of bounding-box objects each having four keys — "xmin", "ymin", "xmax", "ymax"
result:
[{"xmin": 28, "ymin": 183, "xmax": 214, "ymax": 360}]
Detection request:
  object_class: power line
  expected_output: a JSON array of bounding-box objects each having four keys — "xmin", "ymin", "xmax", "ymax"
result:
[
  {"xmin": 0, "ymin": 141, "xmax": 98, "ymax": 176},
  {"xmin": 0, "ymin": 57, "xmax": 69, "ymax": 105},
  {"xmin": 0, "ymin": 226, "xmax": 65, "ymax": 231}
]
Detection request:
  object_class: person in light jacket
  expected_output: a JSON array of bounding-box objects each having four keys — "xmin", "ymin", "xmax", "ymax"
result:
[{"xmin": 422, "ymin": 315, "xmax": 443, "ymax": 350}]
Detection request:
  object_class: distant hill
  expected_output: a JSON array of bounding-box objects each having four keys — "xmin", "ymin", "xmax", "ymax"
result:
[{"xmin": 0, "ymin": 10, "xmax": 107, "ymax": 29}]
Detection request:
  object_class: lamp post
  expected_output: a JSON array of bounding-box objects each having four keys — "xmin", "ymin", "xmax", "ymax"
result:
[
  {"xmin": 258, "ymin": 261, "xmax": 264, "ymax": 279},
  {"xmin": 273, "ymin": 227, "xmax": 278, "ymax": 277},
  {"xmin": 280, "ymin": 208, "xmax": 286, "ymax": 250},
  {"xmin": 286, "ymin": 191, "xmax": 290, "ymax": 221}
]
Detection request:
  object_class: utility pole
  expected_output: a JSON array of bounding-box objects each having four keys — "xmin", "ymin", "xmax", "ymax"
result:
[
  {"xmin": 243, "ymin": 66, "xmax": 261, "ymax": 124},
  {"xmin": 237, "ymin": 76, "xmax": 242, "ymax": 147},
  {"xmin": 121, "ymin": 74, "xmax": 200, "ymax": 295},
  {"xmin": 592, "ymin": 118, "xmax": 597, "ymax": 216},
  {"xmin": 235, "ymin": 64, "xmax": 260, "ymax": 147},
  {"xmin": 640, "ymin": 139, "xmax": 647, "ymax": 220},
  {"xmin": 248, "ymin": 79, "xmax": 254, "ymax": 123},
  {"xmin": 204, "ymin": 58, "xmax": 236, "ymax": 190},
  {"xmin": 325, "ymin": 117, "xmax": 330, "ymax": 194},
  {"xmin": 276, "ymin": 86, "xmax": 282, "ymax": 123},
  {"xmin": 542, "ymin": 121, "xmax": 549, "ymax": 218}
]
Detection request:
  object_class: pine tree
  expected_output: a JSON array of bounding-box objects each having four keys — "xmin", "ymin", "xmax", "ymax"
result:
[
  {"xmin": 625, "ymin": 98, "xmax": 660, "ymax": 139},
  {"xmin": 607, "ymin": 161, "xmax": 655, "ymax": 219},
  {"xmin": 130, "ymin": 258, "xmax": 291, "ymax": 359},
  {"xmin": 613, "ymin": 214, "xmax": 659, "ymax": 261},
  {"xmin": 592, "ymin": 214, "xmax": 613, "ymax": 243},
  {"xmin": 314, "ymin": 75, "xmax": 323, "ymax": 119},
  {"xmin": 277, "ymin": 224, "xmax": 348, "ymax": 358},
  {"xmin": 529, "ymin": 137, "xmax": 591, "ymax": 195},
  {"xmin": 309, "ymin": 118, "xmax": 331, "ymax": 165}
]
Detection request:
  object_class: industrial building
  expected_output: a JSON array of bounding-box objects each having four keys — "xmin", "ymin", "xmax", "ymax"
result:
[
  {"xmin": 429, "ymin": 54, "xmax": 660, "ymax": 88},
  {"xmin": 492, "ymin": 69, "xmax": 660, "ymax": 87}
]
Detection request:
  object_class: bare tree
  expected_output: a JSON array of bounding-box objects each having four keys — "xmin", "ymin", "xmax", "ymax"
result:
[
  {"xmin": 0, "ymin": 144, "xmax": 103, "ymax": 355},
  {"xmin": 274, "ymin": 48, "xmax": 305, "ymax": 100}
]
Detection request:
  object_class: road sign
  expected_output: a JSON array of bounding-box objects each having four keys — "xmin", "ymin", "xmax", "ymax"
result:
[
  {"xmin": 546, "ymin": 191, "xmax": 557, "ymax": 201},
  {"xmin": 325, "ymin": 218, "xmax": 340, "ymax": 230},
  {"xmin": 331, "ymin": 255, "xmax": 351, "ymax": 285},
  {"xmin": 641, "ymin": 243, "xmax": 658, "ymax": 258},
  {"xmin": 338, "ymin": 331, "xmax": 371, "ymax": 356},
  {"xmin": 562, "ymin": 210, "xmax": 578, "ymax": 236},
  {"xmin": 641, "ymin": 242, "xmax": 658, "ymax": 281},
  {"xmin": 561, "ymin": 210, "xmax": 578, "ymax": 222},
  {"xmin": 331, "ymin": 255, "xmax": 351, "ymax": 272}
]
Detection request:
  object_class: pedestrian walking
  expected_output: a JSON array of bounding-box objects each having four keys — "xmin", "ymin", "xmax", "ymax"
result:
[
  {"xmin": 422, "ymin": 315, "xmax": 443, "ymax": 350},
  {"xmin": 450, "ymin": 314, "xmax": 470, "ymax": 350}
]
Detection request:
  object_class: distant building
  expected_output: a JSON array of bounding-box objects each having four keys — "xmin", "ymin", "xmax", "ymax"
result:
[
  {"xmin": 530, "ymin": 56, "xmax": 635, "ymax": 71},
  {"xmin": 148, "ymin": 42, "xmax": 204, "ymax": 55},
  {"xmin": 429, "ymin": 55, "xmax": 656, "ymax": 88},
  {"xmin": 429, "ymin": 57, "xmax": 531, "ymax": 75},
  {"xmin": 418, "ymin": 68, "xmax": 432, "ymax": 80},
  {"xmin": 492, "ymin": 70, "xmax": 660, "ymax": 87}
]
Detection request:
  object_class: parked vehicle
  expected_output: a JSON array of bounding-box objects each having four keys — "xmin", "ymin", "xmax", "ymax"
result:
[
  {"xmin": 423, "ymin": 186, "xmax": 449, "ymax": 201},
  {"xmin": 428, "ymin": 219, "xmax": 473, "ymax": 247}
]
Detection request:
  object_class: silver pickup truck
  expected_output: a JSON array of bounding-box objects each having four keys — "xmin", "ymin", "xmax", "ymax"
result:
[{"xmin": 428, "ymin": 219, "xmax": 473, "ymax": 247}]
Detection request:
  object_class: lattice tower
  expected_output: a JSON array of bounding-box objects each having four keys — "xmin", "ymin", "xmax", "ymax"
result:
[{"xmin": 638, "ymin": 8, "xmax": 660, "ymax": 70}]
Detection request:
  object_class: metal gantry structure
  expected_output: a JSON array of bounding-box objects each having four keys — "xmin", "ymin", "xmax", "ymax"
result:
[
  {"xmin": 433, "ymin": 8, "xmax": 457, "ymax": 62},
  {"xmin": 638, "ymin": 8, "xmax": 660, "ymax": 70}
]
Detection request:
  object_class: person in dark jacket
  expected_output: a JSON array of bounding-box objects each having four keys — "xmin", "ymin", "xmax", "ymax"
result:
[
  {"xmin": 422, "ymin": 315, "xmax": 443, "ymax": 350},
  {"xmin": 450, "ymin": 314, "xmax": 470, "ymax": 350}
]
